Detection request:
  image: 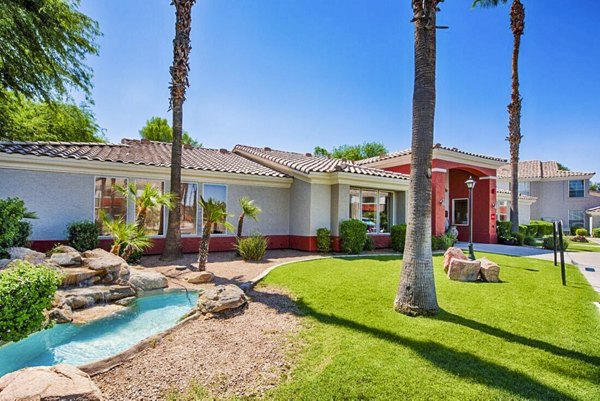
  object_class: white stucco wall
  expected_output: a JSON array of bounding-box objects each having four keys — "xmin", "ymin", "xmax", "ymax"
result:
[
  {"xmin": 310, "ymin": 183, "xmax": 331, "ymax": 233},
  {"xmin": 226, "ymin": 184, "xmax": 290, "ymax": 235},
  {"xmin": 289, "ymin": 179, "xmax": 312, "ymax": 236},
  {"xmin": 330, "ymin": 184, "xmax": 349, "ymax": 236}
]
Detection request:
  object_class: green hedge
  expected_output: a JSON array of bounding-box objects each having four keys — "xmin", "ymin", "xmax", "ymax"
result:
[
  {"xmin": 529, "ymin": 220, "xmax": 554, "ymax": 237},
  {"xmin": 542, "ymin": 235, "xmax": 570, "ymax": 251},
  {"xmin": 340, "ymin": 220, "xmax": 367, "ymax": 254},
  {"xmin": 390, "ymin": 224, "xmax": 407, "ymax": 253},
  {"xmin": 593, "ymin": 228, "xmax": 600, "ymax": 238},
  {"xmin": 316, "ymin": 228, "xmax": 331, "ymax": 253},
  {"xmin": 432, "ymin": 234, "xmax": 455, "ymax": 251},
  {"xmin": 67, "ymin": 220, "xmax": 100, "ymax": 252},
  {"xmin": 0, "ymin": 261, "xmax": 62, "ymax": 342},
  {"xmin": 0, "ymin": 198, "xmax": 32, "ymax": 258},
  {"xmin": 496, "ymin": 221, "xmax": 512, "ymax": 237}
]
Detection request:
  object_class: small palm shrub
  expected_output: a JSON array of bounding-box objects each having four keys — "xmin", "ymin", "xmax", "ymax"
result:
[
  {"xmin": 391, "ymin": 224, "xmax": 407, "ymax": 252},
  {"xmin": 0, "ymin": 260, "xmax": 62, "ymax": 342},
  {"xmin": 316, "ymin": 228, "xmax": 331, "ymax": 253},
  {"xmin": 67, "ymin": 220, "xmax": 100, "ymax": 252},
  {"xmin": 593, "ymin": 228, "xmax": 600, "ymax": 238},
  {"xmin": 542, "ymin": 235, "xmax": 570, "ymax": 251},
  {"xmin": 340, "ymin": 220, "xmax": 367, "ymax": 254},
  {"xmin": 100, "ymin": 216, "xmax": 152, "ymax": 262},
  {"xmin": 236, "ymin": 234, "xmax": 268, "ymax": 262}
]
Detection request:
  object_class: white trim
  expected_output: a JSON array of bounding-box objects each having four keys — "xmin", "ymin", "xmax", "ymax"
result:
[
  {"xmin": 452, "ymin": 198, "xmax": 469, "ymax": 226},
  {"xmin": 480, "ymin": 176, "xmax": 497, "ymax": 180},
  {"xmin": 432, "ymin": 168, "xmax": 447, "ymax": 173},
  {"xmin": 180, "ymin": 182, "xmax": 199, "ymax": 236}
]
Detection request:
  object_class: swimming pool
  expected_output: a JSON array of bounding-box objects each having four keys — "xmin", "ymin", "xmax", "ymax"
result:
[{"xmin": 0, "ymin": 290, "xmax": 198, "ymax": 377}]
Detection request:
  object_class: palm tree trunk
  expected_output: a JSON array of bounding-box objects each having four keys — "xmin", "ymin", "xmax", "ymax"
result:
[
  {"xmin": 197, "ymin": 222, "xmax": 212, "ymax": 271},
  {"xmin": 394, "ymin": 0, "xmax": 440, "ymax": 317},
  {"xmin": 162, "ymin": 0, "xmax": 195, "ymax": 261},
  {"xmin": 508, "ymin": 0, "xmax": 524, "ymax": 233},
  {"xmin": 237, "ymin": 213, "xmax": 245, "ymax": 239},
  {"xmin": 136, "ymin": 208, "xmax": 147, "ymax": 230}
]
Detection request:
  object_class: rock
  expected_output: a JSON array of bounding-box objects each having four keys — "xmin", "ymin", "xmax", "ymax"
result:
[
  {"xmin": 60, "ymin": 267, "xmax": 104, "ymax": 287},
  {"xmin": 51, "ymin": 245, "xmax": 80, "ymax": 254},
  {"xmin": 197, "ymin": 284, "xmax": 247, "ymax": 314},
  {"xmin": 82, "ymin": 249, "xmax": 129, "ymax": 284},
  {"xmin": 59, "ymin": 285, "xmax": 135, "ymax": 309},
  {"xmin": 0, "ymin": 259, "xmax": 9, "ymax": 270},
  {"xmin": 479, "ymin": 257, "xmax": 500, "ymax": 283},
  {"xmin": 51, "ymin": 251, "xmax": 82, "ymax": 266},
  {"xmin": 49, "ymin": 305, "xmax": 73, "ymax": 323},
  {"xmin": 0, "ymin": 364, "xmax": 103, "ymax": 401},
  {"xmin": 186, "ymin": 271, "xmax": 214, "ymax": 284},
  {"xmin": 128, "ymin": 269, "xmax": 168, "ymax": 291},
  {"xmin": 8, "ymin": 247, "xmax": 46, "ymax": 265},
  {"xmin": 447, "ymin": 258, "xmax": 481, "ymax": 282},
  {"xmin": 443, "ymin": 247, "xmax": 468, "ymax": 273},
  {"xmin": 114, "ymin": 296, "xmax": 136, "ymax": 306}
]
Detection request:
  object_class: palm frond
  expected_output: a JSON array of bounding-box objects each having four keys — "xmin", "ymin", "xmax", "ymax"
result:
[
  {"xmin": 240, "ymin": 196, "xmax": 262, "ymax": 221},
  {"xmin": 472, "ymin": 0, "xmax": 508, "ymax": 8}
]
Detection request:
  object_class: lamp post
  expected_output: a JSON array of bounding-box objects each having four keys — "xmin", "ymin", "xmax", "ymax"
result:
[{"xmin": 465, "ymin": 176, "xmax": 476, "ymax": 260}]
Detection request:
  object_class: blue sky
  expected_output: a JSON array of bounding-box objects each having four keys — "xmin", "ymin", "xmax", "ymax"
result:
[{"xmin": 80, "ymin": 0, "xmax": 599, "ymax": 174}]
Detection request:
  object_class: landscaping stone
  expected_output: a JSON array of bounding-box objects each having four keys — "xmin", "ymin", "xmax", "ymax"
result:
[
  {"xmin": 186, "ymin": 271, "xmax": 214, "ymax": 284},
  {"xmin": 479, "ymin": 257, "xmax": 500, "ymax": 283},
  {"xmin": 0, "ymin": 259, "xmax": 9, "ymax": 270},
  {"xmin": 51, "ymin": 251, "xmax": 82, "ymax": 266},
  {"xmin": 0, "ymin": 364, "xmax": 103, "ymax": 401},
  {"xmin": 447, "ymin": 258, "xmax": 481, "ymax": 282},
  {"xmin": 49, "ymin": 305, "xmax": 73, "ymax": 323},
  {"xmin": 128, "ymin": 269, "xmax": 168, "ymax": 291},
  {"xmin": 197, "ymin": 284, "xmax": 247, "ymax": 314},
  {"xmin": 59, "ymin": 285, "xmax": 135, "ymax": 310},
  {"xmin": 443, "ymin": 247, "xmax": 467, "ymax": 273},
  {"xmin": 8, "ymin": 247, "xmax": 46, "ymax": 265},
  {"xmin": 60, "ymin": 267, "xmax": 104, "ymax": 287},
  {"xmin": 114, "ymin": 296, "xmax": 136, "ymax": 306},
  {"xmin": 82, "ymin": 249, "xmax": 130, "ymax": 283},
  {"xmin": 51, "ymin": 245, "xmax": 80, "ymax": 254}
]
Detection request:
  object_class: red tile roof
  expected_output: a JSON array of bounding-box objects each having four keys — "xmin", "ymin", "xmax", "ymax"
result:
[
  {"xmin": 496, "ymin": 188, "xmax": 537, "ymax": 201},
  {"xmin": 497, "ymin": 161, "xmax": 595, "ymax": 179}
]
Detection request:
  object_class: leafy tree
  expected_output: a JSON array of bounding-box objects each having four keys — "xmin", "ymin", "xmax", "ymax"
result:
[
  {"xmin": 557, "ymin": 162, "xmax": 570, "ymax": 171},
  {"xmin": 197, "ymin": 197, "xmax": 234, "ymax": 271},
  {"xmin": 590, "ymin": 182, "xmax": 599, "ymax": 192},
  {"xmin": 236, "ymin": 197, "xmax": 262, "ymax": 239},
  {"xmin": 313, "ymin": 146, "xmax": 330, "ymax": 157},
  {"xmin": 139, "ymin": 116, "xmax": 201, "ymax": 146},
  {"xmin": 394, "ymin": 0, "xmax": 442, "ymax": 317},
  {"xmin": 313, "ymin": 142, "xmax": 388, "ymax": 161},
  {"xmin": 162, "ymin": 0, "xmax": 196, "ymax": 261},
  {"xmin": 0, "ymin": 0, "xmax": 100, "ymax": 103}
]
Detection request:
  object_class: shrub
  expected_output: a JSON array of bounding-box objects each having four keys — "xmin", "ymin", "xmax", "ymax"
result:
[
  {"xmin": 542, "ymin": 235, "xmax": 570, "ymax": 251},
  {"xmin": 593, "ymin": 228, "xmax": 600, "ymax": 238},
  {"xmin": 390, "ymin": 224, "xmax": 407, "ymax": 253},
  {"xmin": 519, "ymin": 224, "xmax": 538, "ymax": 238},
  {"xmin": 0, "ymin": 261, "xmax": 62, "ymax": 342},
  {"xmin": 235, "ymin": 234, "xmax": 268, "ymax": 262},
  {"xmin": 524, "ymin": 236, "xmax": 537, "ymax": 246},
  {"xmin": 340, "ymin": 220, "xmax": 367, "ymax": 254},
  {"xmin": 13, "ymin": 221, "xmax": 33, "ymax": 248},
  {"xmin": 496, "ymin": 221, "xmax": 512, "ymax": 238},
  {"xmin": 498, "ymin": 231, "xmax": 524, "ymax": 246},
  {"xmin": 364, "ymin": 236, "xmax": 375, "ymax": 251},
  {"xmin": 67, "ymin": 220, "xmax": 100, "ymax": 252},
  {"xmin": 432, "ymin": 234, "xmax": 455, "ymax": 251},
  {"xmin": 570, "ymin": 225, "xmax": 585, "ymax": 236},
  {"xmin": 316, "ymin": 228, "xmax": 331, "ymax": 253},
  {"xmin": 529, "ymin": 220, "xmax": 554, "ymax": 237},
  {"xmin": 575, "ymin": 228, "xmax": 588, "ymax": 237},
  {"xmin": 0, "ymin": 198, "xmax": 29, "ymax": 257}
]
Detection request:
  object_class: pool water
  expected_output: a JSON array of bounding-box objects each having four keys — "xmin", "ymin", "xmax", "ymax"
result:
[{"xmin": 0, "ymin": 290, "xmax": 198, "ymax": 377}]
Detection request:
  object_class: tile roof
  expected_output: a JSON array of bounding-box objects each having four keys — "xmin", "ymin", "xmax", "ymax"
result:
[
  {"xmin": 233, "ymin": 145, "xmax": 409, "ymax": 180},
  {"xmin": 355, "ymin": 144, "xmax": 507, "ymax": 166},
  {"xmin": 496, "ymin": 188, "xmax": 537, "ymax": 201},
  {"xmin": 497, "ymin": 160, "xmax": 595, "ymax": 179},
  {"xmin": 0, "ymin": 139, "xmax": 288, "ymax": 178}
]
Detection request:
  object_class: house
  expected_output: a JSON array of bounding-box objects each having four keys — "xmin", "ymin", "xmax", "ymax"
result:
[
  {"xmin": 496, "ymin": 161, "xmax": 600, "ymax": 231},
  {"xmin": 0, "ymin": 139, "xmax": 411, "ymax": 253}
]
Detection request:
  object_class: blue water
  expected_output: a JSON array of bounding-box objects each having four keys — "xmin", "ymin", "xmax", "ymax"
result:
[{"xmin": 0, "ymin": 290, "xmax": 198, "ymax": 377}]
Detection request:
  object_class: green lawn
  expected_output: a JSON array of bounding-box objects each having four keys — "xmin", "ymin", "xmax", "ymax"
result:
[
  {"xmin": 567, "ymin": 240, "xmax": 600, "ymax": 252},
  {"xmin": 256, "ymin": 253, "xmax": 600, "ymax": 401}
]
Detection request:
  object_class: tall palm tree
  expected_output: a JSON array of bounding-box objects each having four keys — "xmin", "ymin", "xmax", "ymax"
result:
[
  {"xmin": 115, "ymin": 183, "xmax": 175, "ymax": 229},
  {"xmin": 197, "ymin": 197, "xmax": 234, "ymax": 271},
  {"xmin": 236, "ymin": 197, "xmax": 262, "ymax": 240},
  {"xmin": 473, "ymin": 0, "xmax": 525, "ymax": 233},
  {"xmin": 162, "ymin": 0, "xmax": 196, "ymax": 261},
  {"xmin": 394, "ymin": 0, "xmax": 442, "ymax": 317}
]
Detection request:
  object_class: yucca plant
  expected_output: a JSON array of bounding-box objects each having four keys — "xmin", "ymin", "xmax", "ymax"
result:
[
  {"xmin": 115, "ymin": 182, "xmax": 175, "ymax": 228},
  {"xmin": 197, "ymin": 197, "xmax": 234, "ymax": 271},
  {"xmin": 235, "ymin": 234, "xmax": 268, "ymax": 262},
  {"xmin": 100, "ymin": 213, "xmax": 152, "ymax": 262},
  {"xmin": 236, "ymin": 197, "xmax": 262, "ymax": 240}
]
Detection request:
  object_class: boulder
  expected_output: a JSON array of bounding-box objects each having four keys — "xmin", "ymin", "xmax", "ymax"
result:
[
  {"xmin": 197, "ymin": 284, "xmax": 247, "ymax": 314},
  {"xmin": 49, "ymin": 305, "xmax": 73, "ymax": 323},
  {"xmin": 114, "ymin": 296, "xmax": 136, "ymax": 306},
  {"xmin": 128, "ymin": 269, "xmax": 168, "ymax": 291},
  {"xmin": 60, "ymin": 267, "xmax": 104, "ymax": 287},
  {"xmin": 0, "ymin": 259, "xmax": 9, "ymax": 270},
  {"xmin": 479, "ymin": 257, "xmax": 500, "ymax": 283},
  {"xmin": 0, "ymin": 364, "xmax": 103, "ymax": 401},
  {"xmin": 51, "ymin": 245, "xmax": 80, "ymax": 254},
  {"xmin": 51, "ymin": 251, "xmax": 82, "ymax": 266},
  {"xmin": 8, "ymin": 247, "xmax": 46, "ymax": 265},
  {"xmin": 447, "ymin": 258, "xmax": 481, "ymax": 282},
  {"xmin": 59, "ymin": 285, "xmax": 135, "ymax": 309},
  {"xmin": 82, "ymin": 249, "xmax": 129, "ymax": 283},
  {"xmin": 186, "ymin": 271, "xmax": 215, "ymax": 284},
  {"xmin": 443, "ymin": 247, "xmax": 468, "ymax": 273}
]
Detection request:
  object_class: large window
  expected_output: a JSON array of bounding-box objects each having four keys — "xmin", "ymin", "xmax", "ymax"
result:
[
  {"xmin": 136, "ymin": 179, "xmax": 166, "ymax": 235},
  {"xmin": 180, "ymin": 183, "xmax": 198, "ymax": 235},
  {"xmin": 203, "ymin": 184, "xmax": 228, "ymax": 234},
  {"xmin": 497, "ymin": 200, "xmax": 509, "ymax": 222},
  {"xmin": 95, "ymin": 177, "xmax": 128, "ymax": 235},
  {"xmin": 568, "ymin": 210, "xmax": 585, "ymax": 229},
  {"xmin": 452, "ymin": 198, "xmax": 469, "ymax": 226},
  {"xmin": 569, "ymin": 180, "xmax": 585, "ymax": 198},
  {"xmin": 518, "ymin": 181, "xmax": 531, "ymax": 196},
  {"xmin": 349, "ymin": 188, "xmax": 393, "ymax": 233}
]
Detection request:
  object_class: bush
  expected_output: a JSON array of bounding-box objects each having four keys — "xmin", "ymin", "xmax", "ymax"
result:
[
  {"xmin": 13, "ymin": 221, "xmax": 33, "ymax": 248},
  {"xmin": 529, "ymin": 220, "xmax": 554, "ymax": 237},
  {"xmin": 235, "ymin": 234, "xmax": 268, "ymax": 262},
  {"xmin": 340, "ymin": 220, "xmax": 367, "ymax": 254},
  {"xmin": 519, "ymin": 224, "xmax": 538, "ymax": 238},
  {"xmin": 391, "ymin": 224, "xmax": 407, "ymax": 253},
  {"xmin": 575, "ymin": 228, "xmax": 588, "ymax": 237},
  {"xmin": 593, "ymin": 228, "xmax": 600, "ymax": 238},
  {"xmin": 0, "ymin": 198, "xmax": 29, "ymax": 257},
  {"xmin": 496, "ymin": 221, "xmax": 512, "ymax": 238},
  {"xmin": 67, "ymin": 220, "xmax": 100, "ymax": 252},
  {"xmin": 0, "ymin": 261, "xmax": 62, "ymax": 342},
  {"xmin": 542, "ymin": 235, "xmax": 570, "ymax": 251},
  {"xmin": 524, "ymin": 236, "xmax": 537, "ymax": 246},
  {"xmin": 570, "ymin": 225, "xmax": 584, "ymax": 236},
  {"xmin": 498, "ymin": 231, "xmax": 524, "ymax": 246},
  {"xmin": 316, "ymin": 228, "xmax": 331, "ymax": 253},
  {"xmin": 364, "ymin": 236, "xmax": 375, "ymax": 251},
  {"xmin": 432, "ymin": 234, "xmax": 455, "ymax": 251}
]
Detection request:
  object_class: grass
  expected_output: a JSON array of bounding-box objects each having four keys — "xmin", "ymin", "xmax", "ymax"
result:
[
  {"xmin": 566, "ymin": 239, "xmax": 600, "ymax": 252},
  {"xmin": 253, "ymin": 253, "xmax": 600, "ymax": 401}
]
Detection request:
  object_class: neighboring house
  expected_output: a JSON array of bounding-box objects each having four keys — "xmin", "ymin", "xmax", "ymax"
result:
[
  {"xmin": 587, "ymin": 206, "xmax": 600, "ymax": 231},
  {"xmin": 0, "ymin": 139, "xmax": 410, "ymax": 253},
  {"xmin": 496, "ymin": 161, "xmax": 600, "ymax": 231}
]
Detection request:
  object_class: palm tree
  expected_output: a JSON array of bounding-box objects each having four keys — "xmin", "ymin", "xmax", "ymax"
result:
[
  {"xmin": 162, "ymin": 0, "xmax": 196, "ymax": 261},
  {"xmin": 100, "ymin": 214, "xmax": 152, "ymax": 261},
  {"xmin": 197, "ymin": 197, "xmax": 234, "ymax": 271},
  {"xmin": 236, "ymin": 197, "xmax": 262, "ymax": 240},
  {"xmin": 473, "ymin": 0, "xmax": 525, "ymax": 233},
  {"xmin": 115, "ymin": 183, "xmax": 175, "ymax": 229},
  {"xmin": 394, "ymin": 0, "xmax": 442, "ymax": 317}
]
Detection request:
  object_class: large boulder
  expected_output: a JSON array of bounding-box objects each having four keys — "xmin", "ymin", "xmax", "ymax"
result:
[
  {"xmin": 443, "ymin": 247, "xmax": 468, "ymax": 273},
  {"xmin": 479, "ymin": 257, "xmax": 500, "ymax": 283},
  {"xmin": 59, "ymin": 285, "xmax": 135, "ymax": 310},
  {"xmin": 186, "ymin": 271, "xmax": 214, "ymax": 284},
  {"xmin": 128, "ymin": 269, "xmax": 168, "ymax": 291},
  {"xmin": 0, "ymin": 364, "xmax": 103, "ymax": 401},
  {"xmin": 49, "ymin": 305, "xmax": 73, "ymax": 323},
  {"xmin": 8, "ymin": 247, "xmax": 46, "ymax": 265},
  {"xmin": 82, "ymin": 249, "xmax": 129, "ymax": 283},
  {"xmin": 51, "ymin": 251, "xmax": 83, "ymax": 267},
  {"xmin": 197, "ymin": 284, "xmax": 247, "ymax": 314},
  {"xmin": 447, "ymin": 258, "xmax": 481, "ymax": 282}
]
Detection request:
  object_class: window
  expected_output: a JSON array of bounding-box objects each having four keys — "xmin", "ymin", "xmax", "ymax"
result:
[
  {"xmin": 518, "ymin": 181, "xmax": 530, "ymax": 196},
  {"xmin": 569, "ymin": 180, "xmax": 585, "ymax": 198},
  {"xmin": 497, "ymin": 200, "xmax": 509, "ymax": 222},
  {"xmin": 136, "ymin": 179, "xmax": 166, "ymax": 235},
  {"xmin": 348, "ymin": 188, "xmax": 393, "ymax": 233},
  {"xmin": 180, "ymin": 183, "xmax": 198, "ymax": 235},
  {"xmin": 452, "ymin": 198, "xmax": 469, "ymax": 225},
  {"xmin": 568, "ymin": 210, "xmax": 585, "ymax": 229},
  {"xmin": 203, "ymin": 184, "xmax": 228, "ymax": 234},
  {"xmin": 95, "ymin": 177, "xmax": 128, "ymax": 235}
]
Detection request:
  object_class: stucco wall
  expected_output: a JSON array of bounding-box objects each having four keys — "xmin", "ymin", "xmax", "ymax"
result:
[
  {"xmin": 310, "ymin": 183, "xmax": 331, "ymax": 233},
  {"xmin": 227, "ymin": 184, "xmax": 290, "ymax": 235},
  {"xmin": 0, "ymin": 169, "xmax": 94, "ymax": 240},
  {"xmin": 289, "ymin": 179, "xmax": 312, "ymax": 236},
  {"xmin": 330, "ymin": 184, "xmax": 349, "ymax": 236},
  {"xmin": 395, "ymin": 191, "xmax": 407, "ymax": 225}
]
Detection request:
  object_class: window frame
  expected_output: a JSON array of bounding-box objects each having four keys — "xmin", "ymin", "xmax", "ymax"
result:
[
  {"xmin": 517, "ymin": 181, "xmax": 531, "ymax": 196},
  {"xmin": 180, "ymin": 182, "xmax": 199, "ymax": 236},
  {"xmin": 452, "ymin": 198, "xmax": 470, "ymax": 226},
  {"xmin": 134, "ymin": 179, "xmax": 167, "ymax": 237},
  {"xmin": 568, "ymin": 180, "xmax": 585, "ymax": 198},
  {"xmin": 348, "ymin": 188, "xmax": 395, "ymax": 234},
  {"xmin": 496, "ymin": 200, "xmax": 509, "ymax": 222},
  {"xmin": 201, "ymin": 183, "xmax": 230, "ymax": 236},
  {"xmin": 568, "ymin": 209, "xmax": 585, "ymax": 229},
  {"xmin": 94, "ymin": 176, "xmax": 129, "ymax": 237}
]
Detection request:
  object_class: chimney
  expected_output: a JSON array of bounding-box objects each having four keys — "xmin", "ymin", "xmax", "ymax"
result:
[
  {"xmin": 219, "ymin": 148, "xmax": 229, "ymax": 154},
  {"xmin": 263, "ymin": 147, "xmax": 272, "ymax": 152},
  {"xmin": 305, "ymin": 152, "xmax": 312, "ymax": 157},
  {"xmin": 183, "ymin": 144, "xmax": 192, "ymax": 150}
]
